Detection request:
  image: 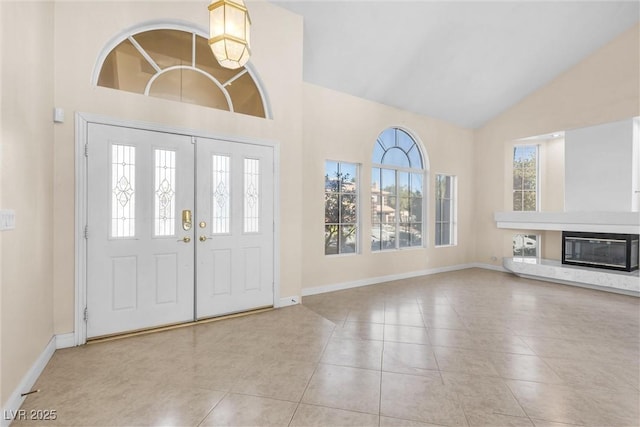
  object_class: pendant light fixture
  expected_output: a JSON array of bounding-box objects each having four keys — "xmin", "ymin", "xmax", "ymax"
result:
[{"xmin": 208, "ymin": 0, "xmax": 251, "ymax": 69}]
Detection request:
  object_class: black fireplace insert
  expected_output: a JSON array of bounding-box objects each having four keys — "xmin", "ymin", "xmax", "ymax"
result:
[{"xmin": 562, "ymin": 231, "xmax": 639, "ymax": 272}]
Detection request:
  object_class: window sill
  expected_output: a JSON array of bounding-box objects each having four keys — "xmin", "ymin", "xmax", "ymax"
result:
[
  {"xmin": 371, "ymin": 245, "xmax": 425, "ymax": 253},
  {"xmin": 325, "ymin": 252, "xmax": 359, "ymax": 258}
]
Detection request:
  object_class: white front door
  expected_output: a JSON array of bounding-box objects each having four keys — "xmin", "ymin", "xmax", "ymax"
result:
[
  {"xmin": 195, "ymin": 138, "xmax": 274, "ymax": 319},
  {"xmin": 86, "ymin": 124, "xmax": 274, "ymax": 338}
]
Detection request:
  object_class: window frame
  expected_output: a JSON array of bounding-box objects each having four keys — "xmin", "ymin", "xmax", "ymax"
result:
[
  {"xmin": 324, "ymin": 160, "xmax": 360, "ymax": 256},
  {"xmin": 435, "ymin": 174, "xmax": 457, "ymax": 247},
  {"xmin": 92, "ymin": 23, "xmax": 271, "ymax": 119},
  {"xmin": 512, "ymin": 144, "xmax": 539, "ymax": 212},
  {"xmin": 371, "ymin": 128, "xmax": 426, "ymax": 252}
]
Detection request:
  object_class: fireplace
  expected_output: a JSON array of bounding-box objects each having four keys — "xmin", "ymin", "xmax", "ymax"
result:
[{"xmin": 562, "ymin": 231, "xmax": 639, "ymax": 272}]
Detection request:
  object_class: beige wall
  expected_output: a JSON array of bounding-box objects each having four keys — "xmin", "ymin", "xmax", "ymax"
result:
[
  {"xmin": 51, "ymin": 0, "xmax": 303, "ymax": 334},
  {"xmin": 1, "ymin": 1, "xmax": 55, "ymax": 405},
  {"xmin": 0, "ymin": 0, "xmax": 4, "ymax": 407},
  {"xmin": 1, "ymin": 0, "xmax": 639, "ymax": 411},
  {"xmin": 301, "ymin": 84, "xmax": 475, "ymax": 290},
  {"xmin": 474, "ymin": 23, "xmax": 640, "ymax": 266}
]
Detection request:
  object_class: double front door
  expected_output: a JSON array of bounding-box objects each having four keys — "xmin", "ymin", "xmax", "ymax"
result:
[{"xmin": 86, "ymin": 123, "xmax": 274, "ymax": 338}]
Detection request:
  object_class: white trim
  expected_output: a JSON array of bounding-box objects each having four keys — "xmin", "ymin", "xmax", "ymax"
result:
[
  {"xmin": 75, "ymin": 115, "xmax": 88, "ymax": 346},
  {"xmin": 91, "ymin": 20, "xmax": 209, "ymax": 86},
  {"xmin": 494, "ymin": 211, "xmax": 640, "ymax": 234},
  {"xmin": 90, "ymin": 20, "xmax": 273, "ymax": 119},
  {"xmin": 127, "ymin": 35, "xmax": 161, "ymax": 73},
  {"xmin": 1, "ymin": 337, "xmax": 56, "ymax": 427},
  {"xmin": 55, "ymin": 333, "xmax": 76, "ymax": 350},
  {"xmin": 244, "ymin": 64, "xmax": 273, "ymax": 120},
  {"xmin": 277, "ymin": 296, "xmax": 300, "ymax": 308},
  {"xmin": 143, "ymin": 65, "xmax": 234, "ymax": 112},
  {"xmin": 1, "ymin": 333, "xmax": 78, "ymax": 426},
  {"xmin": 301, "ymin": 263, "xmax": 475, "ymax": 297},
  {"xmin": 75, "ymin": 112, "xmax": 281, "ymax": 344},
  {"xmin": 272, "ymin": 143, "xmax": 281, "ymax": 309}
]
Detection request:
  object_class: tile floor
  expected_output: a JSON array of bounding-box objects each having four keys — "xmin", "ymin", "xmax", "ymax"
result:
[{"xmin": 14, "ymin": 269, "xmax": 640, "ymax": 426}]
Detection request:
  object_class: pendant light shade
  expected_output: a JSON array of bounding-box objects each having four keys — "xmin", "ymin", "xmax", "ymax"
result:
[{"xmin": 208, "ymin": 0, "xmax": 251, "ymax": 69}]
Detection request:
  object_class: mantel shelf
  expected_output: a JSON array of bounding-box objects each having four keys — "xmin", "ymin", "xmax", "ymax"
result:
[{"xmin": 494, "ymin": 211, "xmax": 640, "ymax": 234}]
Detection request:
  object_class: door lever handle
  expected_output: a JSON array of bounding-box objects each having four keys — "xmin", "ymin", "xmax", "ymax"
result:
[
  {"xmin": 199, "ymin": 235, "xmax": 207, "ymax": 242},
  {"xmin": 178, "ymin": 236, "xmax": 191, "ymax": 243}
]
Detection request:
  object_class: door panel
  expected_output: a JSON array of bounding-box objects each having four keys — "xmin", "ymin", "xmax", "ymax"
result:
[
  {"xmin": 86, "ymin": 124, "xmax": 195, "ymax": 338},
  {"xmin": 86, "ymin": 125, "xmax": 275, "ymax": 337},
  {"xmin": 195, "ymin": 138, "xmax": 274, "ymax": 318}
]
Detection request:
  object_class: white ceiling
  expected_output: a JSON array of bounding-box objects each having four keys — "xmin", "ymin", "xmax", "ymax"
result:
[{"xmin": 269, "ymin": 1, "xmax": 639, "ymax": 129}]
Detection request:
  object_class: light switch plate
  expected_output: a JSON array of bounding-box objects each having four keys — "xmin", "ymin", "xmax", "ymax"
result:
[{"xmin": 0, "ymin": 209, "xmax": 16, "ymax": 230}]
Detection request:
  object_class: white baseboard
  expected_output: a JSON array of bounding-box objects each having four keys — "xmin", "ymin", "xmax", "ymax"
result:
[
  {"xmin": 278, "ymin": 296, "xmax": 301, "ymax": 307},
  {"xmin": 55, "ymin": 333, "xmax": 76, "ymax": 349},
  {"xmin": 1, "ymin": 333, "xmax": 76, "ymax": 426},
  {"xmin": 1, "ymin": 336, "xmax": 56, "ymax": 427},
  {"xmin": 301, "ymin": 263, "xmax": 476, "ymax": 297}
]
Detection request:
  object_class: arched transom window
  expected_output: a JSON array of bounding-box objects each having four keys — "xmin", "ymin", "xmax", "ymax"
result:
[
  {"xmin": 371, "ymin": 128, "xmax": 426, "ymax": 251},
  {"xmin": 96, "ymin": 27, "xmax": 268, "ymax": 118}
]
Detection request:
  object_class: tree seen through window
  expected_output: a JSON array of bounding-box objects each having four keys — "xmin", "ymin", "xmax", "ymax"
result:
[
  {"xmin": 324, "ymin": 161, "xmax": 358, "ymax": 255},
  {"xmin": 513, "ymin": 145, "xmax": 538, "ymax": 211}
]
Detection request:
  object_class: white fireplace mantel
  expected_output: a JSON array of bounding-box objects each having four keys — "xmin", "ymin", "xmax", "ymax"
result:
[{"xmin": 494, "ymin": 211, "xmax": 640, "ymax": 234}]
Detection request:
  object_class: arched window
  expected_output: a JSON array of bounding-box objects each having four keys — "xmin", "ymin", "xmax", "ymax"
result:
[
  {"xmin": 371, "ymin": 128, "xmax": 426, "ymax": 251},
  {"xmin": 95, "ymin": 26, "xmax": 270, "ymax": 118}
]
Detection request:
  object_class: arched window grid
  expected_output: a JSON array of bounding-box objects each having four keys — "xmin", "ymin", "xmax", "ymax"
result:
[
  {"xmin": 92, "ymin": 22, "xmax": 271, "ymax": 119},
  {"xmin": 371, "ymin": 127, "xmax": 427, "ymax": 251},
  {"xmin": 143, "ymin": 65, "xmax": 234, "ymax": 111}
]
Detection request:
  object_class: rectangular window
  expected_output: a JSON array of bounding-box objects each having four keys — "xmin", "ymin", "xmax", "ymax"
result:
[
  {"xmin": 513, "ymin": 234, "xmax": 539, "ymax": 263},
  {"xmin": 325, "ymin": 161, "xmax": 358, "ymax": 255},
  {"xmin": 435, "ymin": 174, "xmax": 456, "ymax": 246},
  {"xmin": 513, "ymin": 145, "xmax": 538, "ymax": 211},
  {"xmin": 212, "ymin": 154, "xmax": 230, "ymax": 234},
  {"xmin": 244, "ymin": 158, "xmax": 260, "ymax": 233},
  {"xmin": 371, "ymin": 169, "xmax": 423, "ymax": 251},
  {"xmin": 111, "ymin": 144, "xmax": 136, "ymax": 238},
  {"xmin": 154, "ymin": 149, "xmax": 176, "ymax": 237}
]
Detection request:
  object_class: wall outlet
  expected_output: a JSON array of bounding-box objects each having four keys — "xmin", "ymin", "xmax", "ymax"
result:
[{"xmin": 0, "ymin": 210, "xmax": 16, "ymax": 230}]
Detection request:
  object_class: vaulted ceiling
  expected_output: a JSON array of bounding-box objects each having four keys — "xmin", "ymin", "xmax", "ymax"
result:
[{"xmin": 270, "ymin": 1, "xmax": 639, "ymax": 129}]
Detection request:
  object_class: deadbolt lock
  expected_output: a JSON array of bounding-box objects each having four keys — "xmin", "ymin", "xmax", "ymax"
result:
[
  {"xmin": 182, "ymin": 210, "xmax": 192, "ymax": 231},
  {"xmin": 199, "ymin": 221, "xmax": 207, "ymax": 228}
]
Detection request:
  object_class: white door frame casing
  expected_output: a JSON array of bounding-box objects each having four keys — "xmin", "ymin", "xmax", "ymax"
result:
[{"xmin": 74, "ymin": 112, "xmax": 282, "ymax": 345}]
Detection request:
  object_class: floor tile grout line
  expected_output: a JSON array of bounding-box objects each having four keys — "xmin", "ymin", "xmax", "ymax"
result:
[
  {"xmin": 195, "ymin": 390, "xmax": 230, "ymax": 427},
  {"xmin": 379, "ymin": 339, "xmax": 385, "ymax": 419},
  {"xmin": 503, "ymin": 376, "xmax": 537, "ymax": 426},
  {"xmin": 291, "ymin": 401, "xmax": 381, "ymax": 418},
  {"xmin": 295, "ymin": 323, "xmax": 336, "ymax": 412}
]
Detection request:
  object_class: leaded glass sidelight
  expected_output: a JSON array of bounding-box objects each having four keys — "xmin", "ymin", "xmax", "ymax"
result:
[
  {"xmin": 212, "ymin": 155, "xmax": 230, "ymax": 234},
  {"xmin": 154, "ymin": 149, "xmax": 176, "ymax": 237},
  {"xmin": 244, "ymin": 158, "xmax": 260, "ymax": 233},
  {"xmin": 111, "ymin": 144, "xmax": 136, "ymax": 238}
]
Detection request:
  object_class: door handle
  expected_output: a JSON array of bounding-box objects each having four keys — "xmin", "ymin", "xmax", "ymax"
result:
[
  {"xmin": 178, "ymin": 236, "xmax": 191, "ymax": 243},
  {"xmin": 199, "ymin": 235, "xmax": 207, "ymax": 242}
]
